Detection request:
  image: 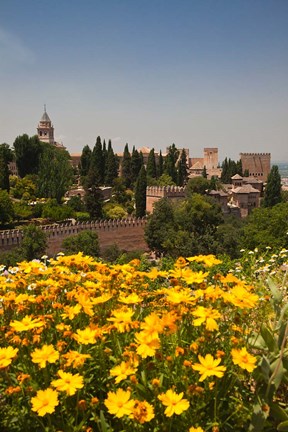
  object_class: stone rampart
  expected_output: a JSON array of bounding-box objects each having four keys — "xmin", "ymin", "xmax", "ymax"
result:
[
  {"xmin": 146, "ymin": 186, "xmax": 186, "ymax": 213},
  {"xmin": 0, "ymin": 218, "xmax": 148, "ymax": 257}
]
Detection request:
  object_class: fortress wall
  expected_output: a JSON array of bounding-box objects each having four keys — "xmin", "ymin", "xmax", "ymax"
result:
[
  {"xmin": 0, "ymin": 218, "xmax": 148, "ymax": 257},
  {"xmin": 146, "ymin": 186, "xmax": 186, "ymax": 213}
]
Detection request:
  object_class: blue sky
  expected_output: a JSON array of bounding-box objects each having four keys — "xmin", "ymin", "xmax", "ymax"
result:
[{"xmin": 0, "ymin": 0, "xmax": 287, "ymax": 162}]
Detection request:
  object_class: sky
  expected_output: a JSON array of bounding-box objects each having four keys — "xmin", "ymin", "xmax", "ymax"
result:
[{"xmin": 0, "ymin": 0, "xmax": 287, "ymax": 163}]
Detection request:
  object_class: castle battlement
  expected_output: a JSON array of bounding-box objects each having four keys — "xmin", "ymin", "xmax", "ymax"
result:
[
  {"xmin": 0, "ymin": 218, "xmax": 148, "ymax": 254},
  {"xmin": 240, "ymin": 153, "xmax": 271, "ymax": 156},
  {"xmin": 146, "ymin": 186, "xmax": 186, "ymax": 198}
]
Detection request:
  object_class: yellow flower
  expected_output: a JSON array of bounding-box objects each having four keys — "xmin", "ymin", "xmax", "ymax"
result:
[
  {"xmin": 118, "ymin": 292, "xmax": 142, "ymax": 304},
  {"xmin": 140, "ymin": 312, "xmax": 164, "ymax": 340},
  {"xmin": 73, "ymin": 326, "xmax": 101, "ymax": 344},
  {"xmin": 187, "ymin": 254, "xmax": 222, "ymax": 267},
  {"xmin": 107, "ymin": 308, "xmax": 134, "ymax": 333},
  {"xmin": 104, "ymin": 388, "xmax": 135, "ymax": 418},
  {"xmin": 189, "ymin": 427, "xmax": 205, "ymax": 432},
  {"xmin": 10, "ymin": 315, "xmax": 45, "ymax": 332},
  {"xmin": 223, "ymin": 285, "xmax": 258, "ymax": 309},
  {"xmin": 61, "ymin": 304, "xmax": 82, "ymax": 320},
  {"xmin": 132, "ymin": 400, "xmax": 155, "ymax": 423},
  {"xmin": 192, "ymin": 306, "xmax": 222, "ymax": 331},
  {"xmin": 0, "ymin": 346, "xmax": 18, "ymax": 369},
  {"xmin": 181, "ymin": 268, "xmax": 209, "ymax": 284},
  {"xmin": 51, "ymin": 370, "xmax": 84, "ymax": 396},
  {"xmin": 62, "ymin": 350, "xmax": 91, "ymax": 368},
  {"xmin": 164, "ymin": 287, "xmax": 195, "ymax": 304},
  {"xmin": 231, "ymin": 347, "xmax": 257, "ymax": 372},
  {"xmin": 31, "ymin": 344, "xmax": 59, "ymax": 368},
  {"xmin": 158, "ymin": 389, "xmax": 189, "ymax": 417},
  {"xmin": 135, "ymin": 332, "xmax": 160, "ymax": 358},
  {"xmin": 110, "ymin": 361, "xmax": 138, "ymax": 384},
  {"xmin": 192, "ymin": 354, "xmax": 226, "ymax": 381},
  {"xmin": 31, "ymin": 388, "xmax": 59, "ymax": 416}
]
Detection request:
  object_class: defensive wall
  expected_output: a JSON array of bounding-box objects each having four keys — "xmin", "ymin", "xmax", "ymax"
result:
[
  {"xmin": 0, "ymin": 218, "xmax": 148, "ymax": 257},
  {"xmin": 146, "ymin": 185, "xmax": 186, "ymax": 213}
]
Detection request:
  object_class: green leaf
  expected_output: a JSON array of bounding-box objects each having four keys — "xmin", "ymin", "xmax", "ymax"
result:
[
  {"xmin": 267, "ymin": 277, "xmax": 282, "ymax": 303},
  {"xmin": 248, "ymin": 402, "xmax": 269, "ymax": 431},
  {"xmin": 270, "ymin": 402, "xmax": 288, "ymax": 423},
  {"xmin": 271, "ymin": 359, "xmax": 284, "ymax": 390},
  {"xmin": 261, "ymin": 324, "xmax": 277, "ymax": 353},
  {"xmin": 278, "ymin": 420, "xmax": 288, "ymax": 431},
  {"xmin": 278, "ymin": 322, "xmax": 288, "ymax": 350},
  {"xmin": 99, "ymin": 410, "xmax": 110, "ymax": 432},
  {"xmin": 259, "ymin": 355, "xmax": 271, "ymax": 382}
]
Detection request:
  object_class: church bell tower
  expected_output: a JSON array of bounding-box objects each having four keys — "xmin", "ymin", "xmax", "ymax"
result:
[{"xmin": 37, "ymin": 105, "xmax": 54, "ymax": 144}]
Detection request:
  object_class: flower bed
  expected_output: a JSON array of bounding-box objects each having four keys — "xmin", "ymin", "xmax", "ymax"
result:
[{"xmin": 0, "ymin": 250, "xmax": 288, "ymax": 431}]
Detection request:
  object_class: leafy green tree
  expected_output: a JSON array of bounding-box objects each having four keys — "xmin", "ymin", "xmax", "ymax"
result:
[
  {"xmin": 86, "ymin": 137, "xmax": 104, "ymax": 188},
  {"xmin": 241, "ymin": 202, "xmax": 288, "ymax": 251},
  {"xmin": 121, "ymin": 144, "xmax": 132, "ymax": 188},
  {"xmin": 13, "ymin": 134, "xmax": 43, "ymax": 177},
  {"xmin": 0, "ymin": 143, "xmax": 14, "ymax": 191},
  {"xmin": 156, "ymin": 173, "xmax": 176, "ymax": 186},
  {"xmin": 42, "ymin": 199, "xmax": 74, "ymax": 222},
  {"xmin": 215, "ymin": 215, "xmax": 244, "ymax": 259},
  {"xmin": 145, "ymin": 198, "xmax": 176, "ymax": 256},
  {"xmin": 262, "ymin": 165, "xmax": 282, "ymax": 208},
  {"xmin": 111, "ymin": 178, "xmax": 132, "ymax": 206},
  {"xmin": 135, "ymin": 165, "xmax": 147, "ymax": 217},
  {"xmin": 186, "ymin": 177, "xmax": 211, "ymax": 196},
  {"xmin": 67, "ymin": 195, "xmax": 85, "ymax": 212},
  {"xmin": 84, "ymin": 187, "xmax": 103, "ymax": 219},
  {"xmin": 62, "ymin": 230, "xmax": 100, "ymax": 257},
  {"xmin": 0, "ymin": 190, "xmax": 14, "ymax": 225},
  {"xmin": 103, "ymin": 203, "xmax": 127, "ymax": 219},
  {"xmin": 13, "ymin": 202, "xmax": 33, "ymax": 221},
  {"xmin": 19, "ymin": 224, "xmax": 47, "ymax": 261},
  {"xmin": 37, "ymin": 146, "xmax": 73, "ymax": 203},
  {"xmin": 79, "ymin": 145, "xmax": 92, "ymax": 178},
  {"xmin": 105, "ymin": 142, "xmax": 119, "ymax": 186},
  {"xmin": 147, "ymin": 148, "xmax": 157, "ymax": 179},
  {"xmin": 10, "ymin": 175, "xmax": 37, "ymax": 200}
]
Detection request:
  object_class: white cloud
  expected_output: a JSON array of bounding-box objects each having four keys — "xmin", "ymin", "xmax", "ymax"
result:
[{"xmin": 0, "ymin": 27, "xmax": 35, "ymax": 67}]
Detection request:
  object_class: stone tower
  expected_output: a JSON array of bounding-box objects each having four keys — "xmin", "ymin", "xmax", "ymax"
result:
[
  {"xmin": 203, "ymin": 148, "xmax": 218, "ymax": 169},
  {"xmin": 37, "ymin": 105, "xmax": 54, "ymax": 144},
  {"xmin": 240, "ymin": 153, "xmax": 271, "ymax": 182}
]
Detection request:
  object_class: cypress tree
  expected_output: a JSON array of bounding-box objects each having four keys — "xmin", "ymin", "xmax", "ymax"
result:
[
  {"xmin": 105, "ymin": 144, "xmax": 119, "ymax": 186},
  {"xmin": 262, "ymin": 165, "xmax": 282, "ymax": 207},
  {"xmin": 202, "ymin": 166, "xmax": 207, "ymax": 179},
  {"xmin": 164, "ymin": 144, "xmax": 179, "ymax": 183},
  {"xmin": 147, "ymin": 148, "xmax": 157, "ymax": 179},
  {"xmin": 0, "ymin": 144, "xmax": 13, "ymax": 192},
  {"xmin": 121, "ymin": 144, "xmax": 132, "ymax": 188},
  {"xmin": 80, "ymin": 145, "xmax": 92, "ymax": 177},
  {"xmin": 131, "ymin": 147, "xmax": 143, "ymax": 185},
  {"xmin": 157, "ymin": 150, "xmax": 164, "ymax": 178},
  {"xmin": 86, "ymin": 136, "xmax": 104, "ymax": 188},
  {"xmin": 177, "ymin": 149, "xmax": 188, "ymax": 186},
  {"xmin": 135, "ymin": 165, "xmax": 147, "ymax": 217}
]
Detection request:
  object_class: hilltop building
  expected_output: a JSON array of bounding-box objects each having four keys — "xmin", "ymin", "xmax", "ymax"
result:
[
  {"xmin": 189, "ymin": 148, "xmax": 221, "ymax": 179},
  {"xmin": 240, "ymin": 153, "xmax": 271, "ymax": 182},
  {"xmin": 37, "ymin": 106, "xmax": 65, "ymax": 149}
]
